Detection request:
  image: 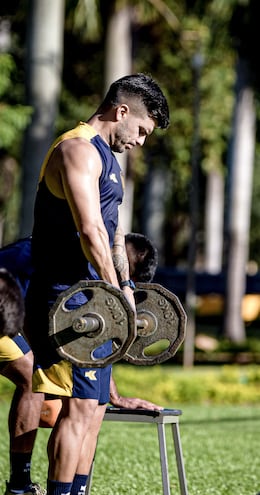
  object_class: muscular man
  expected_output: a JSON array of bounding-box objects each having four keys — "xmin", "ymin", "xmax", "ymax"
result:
[
  {"xmin": 40, "ymin": 231, "xmax": 160, "ymax": 426},
  {"xmin": 0, "ymin": 231, "xmax": 161, "ymax": 493},
  {"xmin": 0, "ymin": 269, "xmax": 44, "ymax": 495},
  {"xmin": 24, "ymin": 73, "xmax": 169, "ymax": 495}
]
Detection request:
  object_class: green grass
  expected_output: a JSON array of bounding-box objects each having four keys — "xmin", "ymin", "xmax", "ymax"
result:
[
  {"xmin": 0, "ymin": 401, "xmax": 259, "ymax": 495},
  {"xmin": 1, "ymin": 365, "xmax": 260, "ymax": 494}
]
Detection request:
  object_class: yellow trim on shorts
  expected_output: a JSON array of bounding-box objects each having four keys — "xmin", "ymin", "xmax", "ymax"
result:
[
  {"xmin": 32, "ymin": 359, "xmax": 73, "ymax": 396},
  {"xmin": 0, "ymin": 336, "xmax": 24, "ymax": 362}
]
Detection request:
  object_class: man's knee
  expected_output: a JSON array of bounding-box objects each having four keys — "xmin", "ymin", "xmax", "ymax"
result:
[{"xmin": 89, "ymin": 403, "xmax": 107, "ymax": 435}]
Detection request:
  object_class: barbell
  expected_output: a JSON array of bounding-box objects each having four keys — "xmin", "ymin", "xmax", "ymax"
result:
[{"xmin": 48, "ymin": 280, "xmax": 187, "ymax": 368}]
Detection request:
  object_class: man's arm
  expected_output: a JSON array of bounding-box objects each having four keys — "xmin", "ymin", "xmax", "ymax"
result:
[
  {"xmin": 112, "ymin": 223, "xmax": 135, "ymax": 308},
  {"xmin": 46, "ymin": 139, "xmax": 119, "ymax": 286},
  {"xmin": 112, "ymin": 223, "xmax": 130, "ymax": 282}
]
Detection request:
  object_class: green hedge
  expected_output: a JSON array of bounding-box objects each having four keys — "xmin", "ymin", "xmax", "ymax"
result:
[
  {"xmin": 1, "ymin": 364, "xmax": 260, "ymax": 406},
  {"xmin": 112, "ymin": 363, "xmax": 260, "ymax": 406}
]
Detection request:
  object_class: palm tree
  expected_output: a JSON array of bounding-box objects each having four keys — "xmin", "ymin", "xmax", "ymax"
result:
[
  {"xmin": 223, "ymin": 57, "xmax": 255, "ymax": 342},
  {"xmin": 20, "ymin": 0, "xmax": 65, "ymax": 236},
  {"xmin": 103, "ymin": 2, "xmax": 133, "ymax": 234}
]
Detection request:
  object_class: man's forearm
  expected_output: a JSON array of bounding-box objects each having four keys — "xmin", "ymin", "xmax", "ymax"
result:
[
  {"xmin": 109, "ymin": 375, "xmax": 121, "ymax": 404},
  {"xmin": 111, "ymin": 224, "xmax": 130, "ymax": 283}
]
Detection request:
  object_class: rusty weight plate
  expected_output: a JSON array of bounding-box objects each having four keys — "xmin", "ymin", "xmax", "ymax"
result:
[
  {"xmin": 49, "ymin": 280, "xmax": 136, "ymax": 367},
  {"xmin": 123, "ymin": 283, "xmax": 187, "ymax": 365}
]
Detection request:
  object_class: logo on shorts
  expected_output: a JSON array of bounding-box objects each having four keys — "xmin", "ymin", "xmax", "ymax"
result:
[
  {"xmin": 85, "ymin": 370, "xmax": 97, "ymax": 381},
  {"xmin": 109, "ymin": 173, "xmax": 118, "ymax": 183}
]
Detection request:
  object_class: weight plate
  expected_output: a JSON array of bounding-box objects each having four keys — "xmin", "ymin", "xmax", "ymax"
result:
[
  {"xmin": 49, "ymin": 280, "xmax": 136, "ymax": 367},
  {"xmin": 123, "ymin": 282, "xmax": 187, "ymax": 365}
]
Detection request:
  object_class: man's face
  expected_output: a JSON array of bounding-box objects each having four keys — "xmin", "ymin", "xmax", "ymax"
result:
[{"xmin": 111, "ymin": 113, "xmax": 155, "ymax": 153}]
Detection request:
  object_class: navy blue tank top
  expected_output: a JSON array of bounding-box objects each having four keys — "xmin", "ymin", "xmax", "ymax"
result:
[{"xmin": 32, "ymin": 122, "xmax": 124, "ymax": 283}]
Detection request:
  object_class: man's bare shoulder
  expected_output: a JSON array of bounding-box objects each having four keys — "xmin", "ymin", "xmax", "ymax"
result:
[
  {"xmin": 58, "ymin": 136, "xmax": 99, "ymax": 157},
  {"xmin": 44, "ymin": 137, "xmax": 103, "ymax": 195},
  {"xmin": 53, "ymin": 137, "xmax": 102, "ymax": 170}
]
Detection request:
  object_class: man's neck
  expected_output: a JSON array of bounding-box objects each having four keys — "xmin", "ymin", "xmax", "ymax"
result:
[{"xmin": 87, "ymin": 113, "xmax": 111, "ymax": 146}]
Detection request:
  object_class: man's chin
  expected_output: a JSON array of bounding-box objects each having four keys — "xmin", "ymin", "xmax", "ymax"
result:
[{"xmin": 112, "ymin": 146, "xmax": 124, "ymax": 153}]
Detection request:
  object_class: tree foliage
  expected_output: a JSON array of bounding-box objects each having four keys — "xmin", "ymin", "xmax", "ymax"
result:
[
  {"xmin": 0, "ymin": 41, "xmax": 32, "ymax": 243},
  {"xmin": 1, "ymin": 0, "xmax": 260, "ymax": 268},
  {"xmin": 0, "ymin": 53, "xmax": 32, "ymax": 154}
]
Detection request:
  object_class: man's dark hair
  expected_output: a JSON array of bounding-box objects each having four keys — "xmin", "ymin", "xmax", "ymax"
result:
[
  {"xmin": 0, "ymin": 268, "xmax": 25, "ymax": 337},
  {"xmin": 125, "ymin": 232, "xmax": 158, "ymax": 283},
  {"xmin": 100, "ymin": 73, "xmax": 170, "ymax": 129}
]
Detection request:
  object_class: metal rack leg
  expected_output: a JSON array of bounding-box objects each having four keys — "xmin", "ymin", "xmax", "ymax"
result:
[
  {"xmin": 85, "ymin": 461, "xmax": 95, "ymax": 495},
  {"xmin": 157, "ymin": 423, "xmax": 171, "ymax": 495},
  {"xmin": 171, "ymin": 423, "xmax": 188, "ymax": 495}
]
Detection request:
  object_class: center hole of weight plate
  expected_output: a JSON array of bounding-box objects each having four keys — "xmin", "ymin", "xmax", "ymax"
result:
[{"xmin": 136, "ymin": 310, "xmax": 158, "ymax": 337}]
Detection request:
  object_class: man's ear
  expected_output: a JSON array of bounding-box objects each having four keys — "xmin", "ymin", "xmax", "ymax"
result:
[{"xmin": 115, "ymin": 104, "xmax": 129, "ymax": 121}]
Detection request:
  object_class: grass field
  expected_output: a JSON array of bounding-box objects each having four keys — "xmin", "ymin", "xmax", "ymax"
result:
[{"xmin": 0, "ymin": 366, "xmax": 260, "ymax": 495}]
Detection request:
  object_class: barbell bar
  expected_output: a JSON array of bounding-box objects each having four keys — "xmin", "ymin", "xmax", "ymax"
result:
[{"xmin": 71, "ymin": 314, "xmax": 156, "ymax": 336}]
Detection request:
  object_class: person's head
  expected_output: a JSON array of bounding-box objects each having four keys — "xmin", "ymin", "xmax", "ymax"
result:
[
  {"xmin": 98, "ymin": 73, "xmax": 170, "ymax": 153},
  {"xmin": 0, "ymin": 268, "xmax": 25, "ymax": 338},
  {"xmin": 125, "ymin": 233, "xmax": 158, "ymax": 283}
]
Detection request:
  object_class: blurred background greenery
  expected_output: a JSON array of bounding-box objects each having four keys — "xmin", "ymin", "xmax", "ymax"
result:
[{"xmin": 1, "ymin": 0, "xmax": 260, "ymax": 360}]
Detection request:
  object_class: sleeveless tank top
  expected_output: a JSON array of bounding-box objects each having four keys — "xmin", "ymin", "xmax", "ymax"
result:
[{"xmin": 32, "ymin": 122, "xmax": 124, "ymax": 283}]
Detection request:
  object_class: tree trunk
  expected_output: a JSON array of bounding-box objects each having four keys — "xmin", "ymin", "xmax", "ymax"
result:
[
  {"xmin": 204, "ymin": 169, "xmax": 224, "ymax": 273},
  {"xmin": 183, "ymin": 53, "xmax": 202, "ymax": 367},
  {"xmin": 19, "ymin": 0, "xmax": 65, "ymax": 236},
  {"xmin": 142, "ymin": 167, "xmax": 170, "ymax": 264},
  {"xmin": 223, "ymin": 58, "xmax": 255, "ymax": 342},
  {"xmin": 104, "ymin": 4, "xmax": 133, "ymax": 234}
]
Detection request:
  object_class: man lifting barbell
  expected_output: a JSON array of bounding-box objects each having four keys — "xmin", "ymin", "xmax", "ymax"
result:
[
  {"xmin": 0, "ymin": 233, "xmax": 164, "ymax": 495},
  {"xmin": 23, "ymin": 73, "xmax": 170, "ymax": 495},
  {"xmin": 40, "ymin": 232, "xmax": 163, "ymax": 427}
]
